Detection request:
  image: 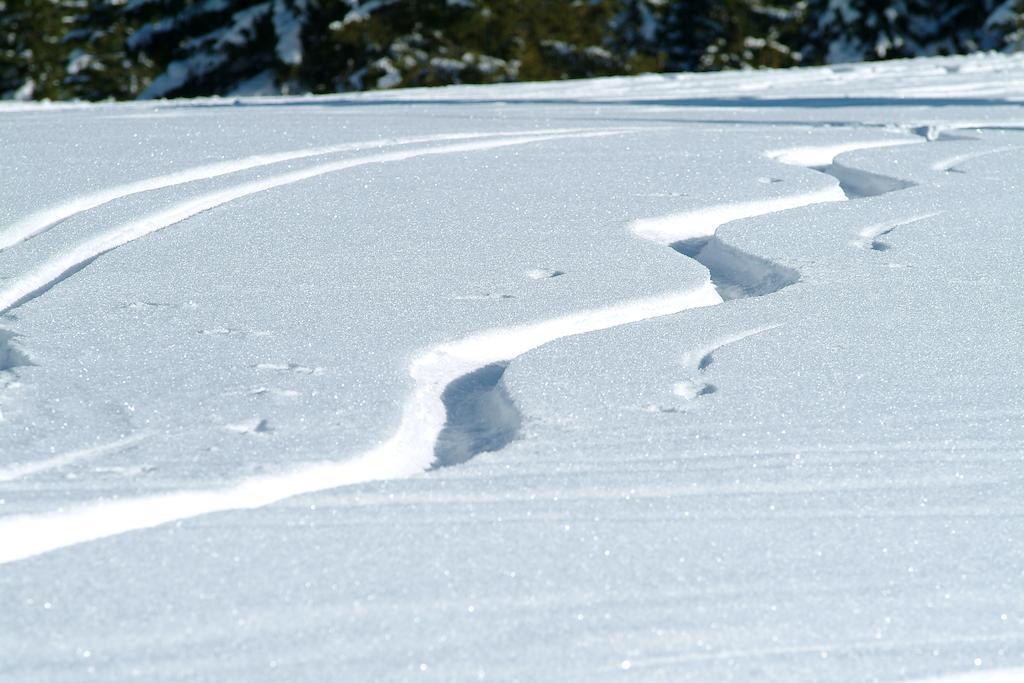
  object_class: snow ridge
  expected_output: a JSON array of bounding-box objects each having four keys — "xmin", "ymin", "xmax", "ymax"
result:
[
  {"xmin": 0, "ymin": 134, "xmax": 925, "ymax": 565},
  {"xmin": 0, "ymin": 285, "xmax": 721, "ymax": 564}
]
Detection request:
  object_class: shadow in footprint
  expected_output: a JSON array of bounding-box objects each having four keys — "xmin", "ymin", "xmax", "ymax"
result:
[
  {"xmin": 0, "ymin": 330, "xmax": 32, "ymax": 372},
  {"xmin": 432, "ymin": 362, "xmax": 521, "ymax": 468},
  {"xmin": 816, "ymin": 164, "xmax": 915, "ymax": 199},
  {"xmin": 672, "ymin": 237, "xmax": 800, "ymax": 301}
]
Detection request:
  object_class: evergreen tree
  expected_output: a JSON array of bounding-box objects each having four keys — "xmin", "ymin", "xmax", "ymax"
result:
[
  {"xmin": 802, "ymin": 0, "xmax": 931, "ymax": 63},
  {"xmin": 2, "ymin": 0, "xmax": 1021, "ymax": 102},
  {"xmin": 661, "ymin": 0, "xmax": 720, "ymax": 70},
  {"xmin": 63, "ymin": 0, "xmax": 153, "ymax": 100},
  {"xmin": 986, "ymin": 0, "xmax": 1024, "ymax": 50},
  {"xmin": 302, "ymin": 0, "xmax": 626, "ymax": 94},
  {"xmin": 124, "ymin": 0, "xmax": 311, "ymax": 99},
  {"xmin": 608, "ymin": 0, "xmax": 664, "ymax": 69},
  {"xmin": 924, "ymin": 0, "xmax": 1000, "ymax": 55},
  {"xmin": 0, "ymin": 0, "xmax": 72, "ymax": 99},
  {"xmin": 662, "ymin": 0, "xmax": 802, "ymax": 71}
]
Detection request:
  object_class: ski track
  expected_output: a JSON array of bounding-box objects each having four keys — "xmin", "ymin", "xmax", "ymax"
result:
[
  {"xmin": 0, "ymin": 128, "xmax": 591, "ymax": 252},
  {"xmin": 0, "ymin": 134, "xmax": 929, "ymax": 564},
  {"xmin": 0, "ymin": 130, "xmax": 629, "ymax": 315},
  {"xmin": 0, "ymin": 434, "xmax": 149, "ymax": 483}
]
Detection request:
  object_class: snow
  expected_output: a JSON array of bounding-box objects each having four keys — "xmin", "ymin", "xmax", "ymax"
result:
[
  {"xmin": 1, "ymin": 53, "xmax": 1024, "ymax": 681},
  {"xmin": 272, "ymin": 0, "xmax": 305, "ymax": 66}
]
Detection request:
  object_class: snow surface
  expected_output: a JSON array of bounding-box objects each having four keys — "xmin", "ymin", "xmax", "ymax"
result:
[{"xmin": 1, "ymin": 54, "xmax": 1023, "ymax": 681}]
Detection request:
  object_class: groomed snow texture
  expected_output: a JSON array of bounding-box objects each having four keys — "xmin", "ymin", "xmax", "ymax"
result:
[{"xmin": 1, "ymin": 53, "xmax": 1023, "ymax": 682}]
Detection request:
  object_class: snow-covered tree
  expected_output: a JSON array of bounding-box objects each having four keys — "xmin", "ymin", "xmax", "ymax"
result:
[
  {"xmin": 0, "ymin": 0, "xmax": 72, "ymax": 99},
  {"xmin": 3, "ymin": 0, "xmax": 1021, "ymax": 102},
  {"xmin": 608, "ymin": 0, "xmax": 664, "ymax": 68},
  {"xmin": 986, "ymin": 0, "xmax": 1024, "ymax": 50},
  {"xmin": 802, "ymin": 0, "xmax": 1024, "ymax": 60},
  {"xmin": 661, "ymin": 0, "xmax": 802, "ymax": 71},
  {"xmin": 302, "ymin": 0, "xmax": 625, "ymax": 94},
  {"xmin": 124, "ymin": 0, "xmax": 310, "ymax": 99},
  {"xmin": 63, "ymin": 0, "xmax": 152, "ymax": 100},
  {"xmin": 924, "ymin": 0, "xmax": 1000, "ymax": 55},
  {"xmin": 803, "ymin": 0, "xmax": 930, "ymax": 63}
]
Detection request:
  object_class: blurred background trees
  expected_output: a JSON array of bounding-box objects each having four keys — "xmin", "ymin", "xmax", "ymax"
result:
[{"xmin": 2, "ymin": 0, "xmax": 1022, "ymax": 101}]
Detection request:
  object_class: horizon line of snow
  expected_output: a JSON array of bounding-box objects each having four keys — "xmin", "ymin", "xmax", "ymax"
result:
[
  {"xmin": 0, "ymin": 129, "xmax": 632, "ymax": 314},
  {"xmin": 0, "ymin": 128, "xmax": 595, "ymax": 252},
  {"xmin": 0, "ymin": 283, "xmax": 721, "ymax": 564}
]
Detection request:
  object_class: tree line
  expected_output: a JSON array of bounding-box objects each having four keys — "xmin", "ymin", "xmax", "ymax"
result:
[{"xmin": 2, "ymin": 0, "xmax": 1022, "ymax": 101}]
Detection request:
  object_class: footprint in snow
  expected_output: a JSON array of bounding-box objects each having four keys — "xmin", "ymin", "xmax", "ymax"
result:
[
  {"xmin": 253, "ymin": 362, "xmax": 323, "ymax": 375},
  {"xmin": 672, "ymin": 380, "xmax": 717, "ymax": 400},
  {"xmin": 671, "ymin": 326, "xmax": 778, "ymax": 403},
  {"xmin": 225, "ymin": 418, "xmax": 272, "ymax": 435},
  {"xmin": 248, "ymin": 386, "xmax": 301, "ymax": 398},
  {"xmin": 527, "ymin": 268, "xmax": 566, "ymax": 280},
  {"xmin": 453, "ymin": 293, "xmax": 516, "ymax": 301},
  {"xmin": 641, "ymin": 404, "xmax": 684, "ymax": 414},
  {"xmin": 92, "ymin": 464, "xmax": 158, "ymax": 477},
  {"xmin": 120, "ymin": 300, "xmax": 198, "ymax": 311},
  {"xmin": 201, "ymin": 327, "xmax": 273, "ymax": 338}
]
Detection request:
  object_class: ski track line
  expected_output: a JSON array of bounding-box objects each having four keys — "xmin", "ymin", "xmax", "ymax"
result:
[
  {"xmin": 0, "ymin": 136, "xmax": 921, "ymax": 564},
  {"xmin": 0, "ymin": 130, "xmax": 629, "ymax": 315},
  {"xmin": 0, "ymin": 433, "xmax": 149, "ymax": 483},
  {"xmin": 0, "ymin": 128, "xmax": 591, "ymax": 252}
]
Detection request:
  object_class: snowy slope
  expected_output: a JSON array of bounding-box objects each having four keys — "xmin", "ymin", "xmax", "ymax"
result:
[{"xmin": 1, "ymin": 54, "xmax": 1023, "ymax": 682}]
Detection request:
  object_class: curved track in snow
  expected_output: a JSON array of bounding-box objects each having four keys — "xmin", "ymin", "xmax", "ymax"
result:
[
  {"xmin": 0, "ymin": 129, "xmax": 591, "ymax": 252},
  {"xmin": 0, "ymin": 132, "xmax": 929, "ymax": 564},
  {"xmin": 0, "ymin": 130, "xmax": 631, "ymax": 314}
]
